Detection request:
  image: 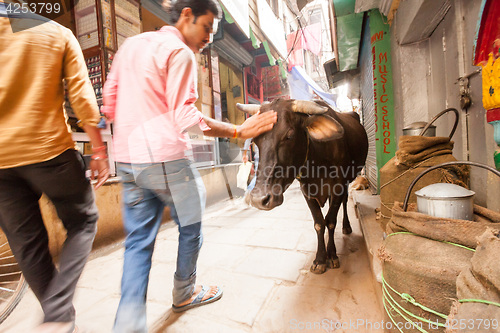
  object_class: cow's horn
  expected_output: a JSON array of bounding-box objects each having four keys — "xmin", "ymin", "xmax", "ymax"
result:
[
  {"xmin": 236, "ymin": 103, "xmax": 261, "ymax": 115},
  {"xmin": 292, "ymin": 100, "xmax": 329, "ymax": 114}
]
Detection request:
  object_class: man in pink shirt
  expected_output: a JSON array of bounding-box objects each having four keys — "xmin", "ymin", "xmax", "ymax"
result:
[{"xmin": 102, "ymin": 0, "xmax": 277, "ymax": 331}]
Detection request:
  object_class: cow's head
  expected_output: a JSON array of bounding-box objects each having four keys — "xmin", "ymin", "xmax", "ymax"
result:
[{"xmin": 237, "ymin": 99, "xmax": 344, "ymax": 210}]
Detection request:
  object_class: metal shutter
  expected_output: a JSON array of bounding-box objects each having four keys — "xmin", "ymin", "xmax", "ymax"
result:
[{"xmin": 359, "ymin": 17, "xmax": 378, "ymax": 193}]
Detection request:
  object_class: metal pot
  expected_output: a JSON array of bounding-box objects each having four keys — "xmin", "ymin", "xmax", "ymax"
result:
[
  {"xmin": 403, "ymin": 121, "xmax": 436, "ymax": 137},
  {"xmin": 415, "ymin": 183, "xmax": 475, "ymax": 221}
]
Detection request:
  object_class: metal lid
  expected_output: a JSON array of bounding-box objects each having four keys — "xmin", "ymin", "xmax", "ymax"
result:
[
  {"xmin": 415, "ymin": 183, "xmax": 475, "ymax": 199},
  {"xmin": 403, "ymin": 121, "xmax": 436, "ymax": 130}
]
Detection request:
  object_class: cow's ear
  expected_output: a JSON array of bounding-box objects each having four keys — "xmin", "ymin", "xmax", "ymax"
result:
[{"xmin": 304, "ymin": 115, "xmax": 344, "ymax": 141}]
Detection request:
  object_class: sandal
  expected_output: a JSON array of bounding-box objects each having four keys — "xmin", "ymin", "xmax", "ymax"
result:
[{"xmin": 172, "ymin": 285, "xmax": 223, "ymax": 313}]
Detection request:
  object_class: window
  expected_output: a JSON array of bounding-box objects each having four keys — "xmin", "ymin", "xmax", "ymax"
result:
[{"xmin": 308, "ymin": 8, "xmax": 321, "ymax": 25}]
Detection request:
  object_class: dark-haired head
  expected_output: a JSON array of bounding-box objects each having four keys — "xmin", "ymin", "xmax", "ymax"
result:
[{"xmin": 165, "ymin": 0, "xmax": 222, "ymax": 25}]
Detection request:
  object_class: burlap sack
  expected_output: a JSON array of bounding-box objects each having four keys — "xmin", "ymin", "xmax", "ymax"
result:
[
  {"xmin": 380, "ymin": 233, "xmax": 474, "ymax": 333},
  {"xmin": 379, "ymin": 136, "xmax": 469, "ymax": 229},
  {"xmin": 446, "ymin": 229, "xmax": 500, "ymax": 333},
  {"xmin": 395, "ymin": 137, "xmax": 454, "ymax": 167},
  {"xmin": 387, "ymin": 203, "xmax": 500, "ymax": 249}
]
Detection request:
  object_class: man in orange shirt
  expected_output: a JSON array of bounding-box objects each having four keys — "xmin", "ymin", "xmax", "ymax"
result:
[{"xmin": 0, "ymin": 3, "xmax": 109, "ymax": 332}]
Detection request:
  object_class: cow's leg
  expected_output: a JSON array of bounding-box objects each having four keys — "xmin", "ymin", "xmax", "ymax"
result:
[
  {"xmin": 341, "ymin": 193, "xmax": 352, "ymax": 234},
  {"xmin": 305, "ymin": 197, "xmax": 327, "ymax": 274},
  {"xmin": 325, "ymin": 194, "xmax": 343, "ymax": 269}
]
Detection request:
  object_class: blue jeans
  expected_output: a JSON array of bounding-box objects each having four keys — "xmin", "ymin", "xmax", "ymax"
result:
[{"xmin": 113, "ymin": 159, "xmax": 206, "ymax": 333}]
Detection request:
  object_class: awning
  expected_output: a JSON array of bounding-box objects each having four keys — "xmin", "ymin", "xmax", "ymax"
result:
[
  {"xmin": 333, "ymin": 0, "xmax": 363, "ymax": 71},
  {"xmin": 288, "ymin": 66, "xmax": 337, "ymax": 108},
  {"xmin": 213, "ymin": 32, "xmax": 253, "ymax": 69},
  {"xmin": 219, "ymin": 0, "xmax": 250, "ymax": 38}
]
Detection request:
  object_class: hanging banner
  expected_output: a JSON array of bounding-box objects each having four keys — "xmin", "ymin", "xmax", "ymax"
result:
[
  {"xmin": 369, "ymin": 9, "xmax": 396, "ymax": 172},
  {"xmin": 474, "ymin": 0, "xmax": 500, "ymax": 170}
]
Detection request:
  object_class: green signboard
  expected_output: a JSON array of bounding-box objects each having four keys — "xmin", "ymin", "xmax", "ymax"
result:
[{"xmin": 369, "ymin": 10, "xmax": 397, "ymax": 175}]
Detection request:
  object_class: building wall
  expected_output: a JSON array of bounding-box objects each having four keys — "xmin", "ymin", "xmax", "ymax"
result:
[
  {"xmin": 141, "ymin": 7, "xmax": 165, "ymax": 32},
  {"xmin": 389, "ymin": 37, "xmax": 429, "ymax": 136},
  {"xmin": 245, "ymin": 64, "xmax": 264, "ymax": 103},
  {"xmin": 283, "ymin": 1, "xmax": 299, "ymax": 34},
  {"xmin": 219, "ymin": 60, "xmax": 246, "ymax": 125},
  {"xmin": 390, "ymin": 0, "xmax": 499, "ymax": 210}
]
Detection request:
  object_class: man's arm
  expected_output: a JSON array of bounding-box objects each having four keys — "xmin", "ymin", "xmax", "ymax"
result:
[
  {"xmin": 167, "ymin": 49, "xmax": 211, "ymax": 132},
  {"xmin": 81, "ymin": 124, "xmax": 110, "ymax": 189},
  {"xmin": 201, "ymin": 111, "xmax": 277, "ymax": 139},
  {"xmin": 63, "ymin": 30, "xmax": 109, "ymax": 188}
]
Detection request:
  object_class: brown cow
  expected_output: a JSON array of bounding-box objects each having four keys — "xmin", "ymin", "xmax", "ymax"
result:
[{"xmin": 237, "ymin": 99, "xmax": 368, "ymax": 274}]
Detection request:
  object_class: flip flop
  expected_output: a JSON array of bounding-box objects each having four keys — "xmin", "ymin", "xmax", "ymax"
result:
[{"xmin": 172, "ymin": 285, "xmax": 223, "ymax": 313}]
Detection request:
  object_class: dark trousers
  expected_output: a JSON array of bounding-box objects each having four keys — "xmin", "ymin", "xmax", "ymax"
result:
[{"xmin": 0, "ymin": 149, "xmax": 98, "ymax": 322}]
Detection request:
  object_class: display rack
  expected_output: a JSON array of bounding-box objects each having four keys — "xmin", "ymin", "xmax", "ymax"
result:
[
  {"xmin": 69, "ymin": 0, "xmax": 121, "ymax": 174},
  {"xmin": 74, "ymin": 0, "xmax": 99, "ymax": 50},
  {"xmin": 114, "ymin": 0, "xmax": 140, "ymax": 48},
  {"xmin": 86, "ymin": 55, "xmax": 103, "ymax": 100}
]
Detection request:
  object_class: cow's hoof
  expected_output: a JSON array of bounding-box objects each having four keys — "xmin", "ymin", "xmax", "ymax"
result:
[
  {"xmin": 343, "ymin": 226, "xmax": 352, "ymax": 234},
  {"xmin": 310, "ymin": 263, "xmax": 327, "ymax": 274},
  {"xmin": 327, "ymin": 258, "xmax": 340, "ymax": 269}
]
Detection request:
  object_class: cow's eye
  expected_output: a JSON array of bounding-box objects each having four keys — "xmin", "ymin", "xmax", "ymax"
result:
[{"xmin": 285, "ymin": 129, "xmax": 295, "ymax": 140}]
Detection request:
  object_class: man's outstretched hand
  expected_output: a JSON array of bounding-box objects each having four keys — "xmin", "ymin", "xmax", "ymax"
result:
[{"xmin": 238, "ymin": 110, "xmax": 277, "ymax": 139}]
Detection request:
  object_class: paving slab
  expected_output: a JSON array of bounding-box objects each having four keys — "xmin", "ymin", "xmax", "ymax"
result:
[
  {"xmin": 152, "ymin": 311, "xmax": 252, "ymax": 333},
  {"xmin": 204, "ymin": 226, "xmax": 258, "ymax": 246},
  {"xmin": 176, "ymin": 269, "xmax": 276, "ymax": 327},
  {"xmin": 233, "ymin": 214, "xmax": 312, "ymax": 231},
  {"xmin": 74, "ymin": 296, "xmax": 119, "ymax": 332},
  {"xmin": 0, "ymin": 290, "xmax": 41, "ymax": 333},
  {"xmin": 74, "ymin": 288, "xmax": 116, "ymax": 315},
  {"xmin": 76, "ymin": 250, "xmax": 123, "ymax": 294},
  {"xmin": 151, "ymin": 239, "xmax": 179, "ymax": 264},
  {"xmin": 252, "ymin": 284, "xmax": 342, "ymax": 333},
  {"xmin": 233, "ymin": 247, "xmax": 308, "ymax": 282},
  {"xmin": 197, "ymin": 242, "xmax": 253, "ymax": 271},
  {"xmin": 245, "ymin": 228, "xmax": 303, "ymax": 250},
  {"xmin": 147, "ymin": 262, "xmax": 175, "ymax": 304}
]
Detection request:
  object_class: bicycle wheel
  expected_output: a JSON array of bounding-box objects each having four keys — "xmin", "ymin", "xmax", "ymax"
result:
[{"xmin": 0, "ymin": 233, "xmax": 27, "ymax": 324}]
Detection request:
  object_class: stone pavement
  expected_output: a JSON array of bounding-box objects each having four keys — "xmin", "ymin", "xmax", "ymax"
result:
[{"xmin": 1, "ymin": 182, "xmax": 383, "ymax": 333}]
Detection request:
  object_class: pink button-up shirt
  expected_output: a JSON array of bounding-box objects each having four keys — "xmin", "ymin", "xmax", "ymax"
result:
[{"xmin": 102, "ymin": 26, "xmax": 210, "ymax": 163}]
